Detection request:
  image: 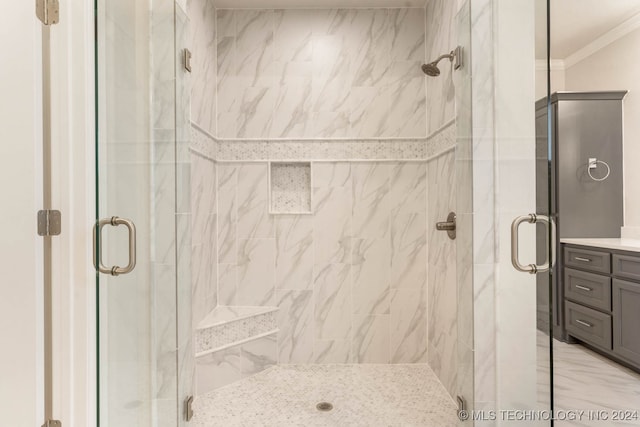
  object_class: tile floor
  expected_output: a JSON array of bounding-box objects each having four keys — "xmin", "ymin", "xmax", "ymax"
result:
[
  {"xmin": 538, "ymin": 332, "xmax": 640, "ymax": 426},
  {"xmin": 192, "ymin": 364, "xmax": 458, "ymax": 426}
]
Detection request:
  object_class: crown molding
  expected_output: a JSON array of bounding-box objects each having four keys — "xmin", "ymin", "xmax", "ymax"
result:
[{"xmin": 565, "ymin": 11, "xmax": 640, "ymax": 68}]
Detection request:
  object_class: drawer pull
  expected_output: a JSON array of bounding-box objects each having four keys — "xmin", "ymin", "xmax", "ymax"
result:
[
  {"xmin": 576, "ymin": 319, "xmax": 593, "ymax": 328},
  {"xmin": 574, "ymin": 256, "xmax": 592, "ymax": 262},
  {"xmin": 575, "ymin": 284, "xmax": 593, "ymax": 292}
]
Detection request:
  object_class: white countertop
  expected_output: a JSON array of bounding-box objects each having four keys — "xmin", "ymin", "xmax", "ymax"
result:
[{"xmin": 560, "ymin": 238, "xmax": 640, "ymax": 253}]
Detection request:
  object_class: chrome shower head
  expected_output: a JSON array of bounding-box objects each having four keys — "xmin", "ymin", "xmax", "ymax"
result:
[
  {"xmin": 421, "ymin": 46, "xmax": 463, "ymax": 77},
  {"xmin": 421, "ymin": 62, "xmax": 441, "ymax": 76}
]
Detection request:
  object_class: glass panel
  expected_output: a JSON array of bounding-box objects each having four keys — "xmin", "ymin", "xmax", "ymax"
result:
[
  {"xmin": 548, "ymin": 1, "xmax": 640, "ymax": 422},
  {"xmin": 174, "ymin": 4, "xmax": 195, "ymax": 426},
  {"xmin": 455, "ymin": 0, "xmax": 474, "ymax": 419},
  {"xmin": 470, "ymin": 0, "xmax": 553, "ymax": 420},
  {"xmin": 96, "ymin": 0, "xmax": 183, "ymax": 425}
]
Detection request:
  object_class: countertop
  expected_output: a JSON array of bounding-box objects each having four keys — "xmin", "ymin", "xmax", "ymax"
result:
[{"xmin": 560, "ymin": 238, "xmax": 640, "ymax": 253}]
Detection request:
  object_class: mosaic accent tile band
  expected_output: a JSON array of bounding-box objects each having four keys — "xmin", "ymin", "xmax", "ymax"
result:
[
  {"xmin": 190, "ymin": 121, "xmax": 456, "ymax": 162},
  {"xmin": 196, "ymin": 309, "xmax": 278, "ymax": 354},
  {"xmin": 190, "ymin": 123, "xmax": 217, "ymax": 160}
]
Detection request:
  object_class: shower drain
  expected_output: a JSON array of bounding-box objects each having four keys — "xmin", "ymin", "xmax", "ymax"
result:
[{"xmin": 316, "ymin": 402, "xmax": 333, "ymax": 412}]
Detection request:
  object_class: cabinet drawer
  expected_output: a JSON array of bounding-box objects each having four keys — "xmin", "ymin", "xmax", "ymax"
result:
[
  {"xmin": 613, "ymin": 254, "xmax": 640, "ymax": 281},
  {"xmin": 565, "ymin": 301, "xmax": 612, "ymax": 350},
  {"xmin": 564, "ymin": 246, "xmax": 610, "ymax": 274},
  {"xmin": 564, "ymin": 268, "xmax": 611, "ymax": 312}
]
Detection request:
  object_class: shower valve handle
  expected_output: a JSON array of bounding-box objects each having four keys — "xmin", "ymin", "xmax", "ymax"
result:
[{"xmin": 436, "ymin": 212, "xmax": 457, "ymax": 240}]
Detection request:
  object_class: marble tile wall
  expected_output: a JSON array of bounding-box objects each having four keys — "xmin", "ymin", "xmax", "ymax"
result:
[
  {"xmin": 424, "ymin": 0, "xmax": 463, "ymax": 399},
  {"xmin": 188, "ymin": 0, "xmax": 217, "ymax": 136},
  {"xmin": 191, "ymin": 126, "xmax": 218, "ymax": 329},
  {"xmin": 468, "ymin": 0, "xmax": 497, "ymax": 418},
  {"xmin": 184, "ymin": 3, "xmax": 470, "ymax": 399},
  {"xmin": 216, "ymin": 9, "xmax": 426, "ymax": 139},
  {"xmin": 426, "ymin": 0, "xmax": 458, "ymax": 135},
  {"xmin": 151, "ymin": 0, "xmax": 180, "ymax": 423},
  {"xmin": 454, "ymin": 0, "xmax": 475, "ymax": 417},
  {"xmin": 176, "ymin": 4, "xmax": 194, "ymax": 424},
  {"xmin": 216, "ymin": 160, "xmax": 429, "ymax": 364},
  {"xmin": 196, "ymin": 333, "xmax": 278, "ymax": 394},
  {"xmin": 427, "ymin": 140, "xmax": 458, "ymax": 398}
]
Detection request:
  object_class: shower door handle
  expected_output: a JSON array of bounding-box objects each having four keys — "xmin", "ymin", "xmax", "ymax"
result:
[
  {"xmin": 93, "ymin": 216, "xmax": 137, "ymax": 276},
  {"xmin": 510, "ymin": 214, "xmax": 555, "ymax": 274}
]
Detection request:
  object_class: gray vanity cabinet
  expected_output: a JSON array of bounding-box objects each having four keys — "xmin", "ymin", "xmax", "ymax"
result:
[
  {"xmin": 535, "ymin": 91, "xmax": 626, "ymax": 340},
  {"xmin": 563, "ymin": 243, "xmax": 640, "ymax": 372},
  {"xmin": 612, "ymin": 279, "xmax": 640, "ymax": 366}
]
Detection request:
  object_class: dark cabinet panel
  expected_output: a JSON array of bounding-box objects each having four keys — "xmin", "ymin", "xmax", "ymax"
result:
[
  {"xmin": 565, "ymin": 301, "xmax": 612, "ymax": 350},
  {"xmin": 613, "ymin": 254, "xmax": 640, "ymax": 282},
  {"xmin": 564, "ymin": 268, "xmax": 611, "ymax": 312},
  {"xmin": 613, "ymin": 279, "xmax": 640, "ymax": 366},
  {"xmin": 564, "ymin": 247, "xmax": 610, "ymax": 274}
]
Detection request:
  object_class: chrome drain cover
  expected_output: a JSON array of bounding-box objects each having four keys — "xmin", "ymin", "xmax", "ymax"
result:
[{"xmin": 316, "ymin": 402, "xmax": 333, "ymax": 412}]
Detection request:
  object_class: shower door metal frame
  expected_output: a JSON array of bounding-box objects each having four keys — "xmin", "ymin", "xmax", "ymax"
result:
[
  {"xmin": 32, "ymin": 0, "xmax": 99, "ymax": 424},
  {"xmin": 38, "ymin": 4, "xmax": 61, "ymax": 426}
]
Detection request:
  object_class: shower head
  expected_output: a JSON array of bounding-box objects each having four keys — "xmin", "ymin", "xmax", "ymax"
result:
[
  {"xmin": 421, "ymin": 46, "xmax": 463, "ymax": 77},
  {"xmin": 421, "ymin": 62, "xmax": 441, "ymax": 76}
]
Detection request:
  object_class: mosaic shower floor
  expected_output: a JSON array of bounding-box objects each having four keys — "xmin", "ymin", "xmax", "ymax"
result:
[{"xmin": 192, "ymin": 364, "xmax": 458, "ymax": 427}]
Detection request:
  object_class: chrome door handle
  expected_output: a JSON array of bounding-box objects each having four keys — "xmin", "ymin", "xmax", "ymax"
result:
[
  {"xmin": 511, "ymin": 213, "xmax": 555, "ymax": 274},
  {"xmin": 93, "ymin": 216, "xmax": 137, "ymax": 276},
  {"xmin": 575, "ymin": 285, "xmax": 592, "ymax": 292}
]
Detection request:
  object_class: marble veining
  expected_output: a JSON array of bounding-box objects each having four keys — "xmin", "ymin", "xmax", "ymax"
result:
[
  {"xmin": 192, "ymin": 364, "xmax": 458, "ymax": 426},
  {"xmin": 426, "ymin": 0, "xmax": 457, "ymax": 134},
  {"xmin": 216, "ymin": 160, "xmax": 429, "ymax": 365},
  {"xmin": 275, "ymin": 216, "xmax": 314, "ymax": 290},
  {"xmin": 196, "ymin": 332, "xmax": 277, "ymax": 394},
  {"xmin": 188, "ymin": 0, "xmax": 217, "ymax": 135},
  {"xmin": 427, "ymin": 148, "xmax": 458, "ymax": 397},
  {"xmin": 216, "ymin": 9, "xmax": 426, "ymax": 139},
  {"xmin": 538, "ymin": 332, "xmax": 640, "ymax": 427}
]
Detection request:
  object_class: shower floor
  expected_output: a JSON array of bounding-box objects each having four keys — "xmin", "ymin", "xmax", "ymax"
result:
[{"xmin": 192, "ymin": 364, "xmax": 458, "ymax": 427}]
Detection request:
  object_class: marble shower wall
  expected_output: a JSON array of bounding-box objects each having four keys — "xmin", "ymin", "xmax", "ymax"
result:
[
  {"xmin": 191, "ymin": 126, "xmax": 218, "ymax": 328},
  {"xmin": 188, "ymin": 0, "xmax": 217, "ymax": 135},
  {"xmin": 426, "ymin": 0, "xmax": 458, "ymax": 135},
  {"xmin": 427, "ymin": 128, "xmax": 458, "ymax": 398},
  {"xmin": 176, "ymin": 4, "xmax": 195, "ymax": 424},
  {"xmin": 216, "ymin": 161, "xmax": 428, "ymax": 364},
  {"xmin": 216, "ymin": 8, "xmax": 426, "ymax": 139},
  {"xmin": 423, "ymin": 0, "xmax": 465, "ymax": 400}
]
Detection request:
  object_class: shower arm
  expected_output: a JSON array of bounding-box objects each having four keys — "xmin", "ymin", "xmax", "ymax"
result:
[{"xmin": 431, "ymin": 51, "xmax": 455, "ymax": 65}]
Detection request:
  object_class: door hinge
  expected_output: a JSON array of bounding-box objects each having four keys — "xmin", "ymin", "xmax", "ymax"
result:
[
  {"xmin": 456, "ymin": 395, "xmax": 468, "ymax": 421},
  {"xmin": 42, "ymin": 420, "xmax": 62, "ymax": 427},
  {"xmin": 38, "ymin": 210, "xmax": 61, "ymax": 236},
  {"xmin": 36, "ymin": 0, "xmax": 60, "ymax": 25},
  {"xmin": 184, "ymin": 49, "xmax": 192, "ymax": 73},
  {"xmin": 185, "ymin": 395, "xmax": 194, "ymax": 421}
]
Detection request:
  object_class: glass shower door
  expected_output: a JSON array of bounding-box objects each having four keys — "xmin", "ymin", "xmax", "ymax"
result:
[
  {"xmin": 95, "ymin": 0, "xmax": 183, "ymax": 425},
  {"xmin": 472, "ymin": 0, "xmax": 555, "ymax": 422}
]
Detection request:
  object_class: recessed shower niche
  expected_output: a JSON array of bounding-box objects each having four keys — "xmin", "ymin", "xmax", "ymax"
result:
[{"xmin": 269, "ymin": 162, "xmax": 313, "ymax": 215}]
